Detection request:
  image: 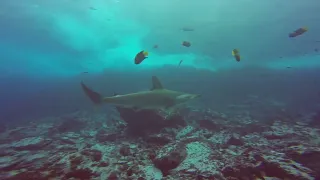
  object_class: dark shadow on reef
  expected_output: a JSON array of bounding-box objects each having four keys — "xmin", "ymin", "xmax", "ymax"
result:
[
  {"xmin": 116, "ymin": 106, "xmax": 186, "ymax": 137},
  {"xmin": 80, "ymin": 79, "xmax": 186, "ymax": 137}
]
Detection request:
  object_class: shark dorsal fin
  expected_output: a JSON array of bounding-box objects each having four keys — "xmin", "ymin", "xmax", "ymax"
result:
[{"xmin": 151, "ymin": 76, "xmax": 163, "ymax": 90}]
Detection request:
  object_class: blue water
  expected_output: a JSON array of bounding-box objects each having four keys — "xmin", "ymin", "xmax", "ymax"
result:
[{"xmin": 0, "ymin": 0, "xmax": 320, "ymax": 123}]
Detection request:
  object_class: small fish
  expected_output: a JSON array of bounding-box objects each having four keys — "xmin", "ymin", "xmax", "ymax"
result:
[
  {"xmin": 286, "ymin": 66, "xmax": 292, "ymax": 69},
  {"xmin": 289, "ymin": 27, "xmax": 308, "ymax": 38},
  {"xmin": 181, "ymin": 27, "xmax": 194, "ymax": 32},
  {"xmin": 232, "ymin": 49, "xmax": 241, "ymax": 62},
  {"xmin": 315, "ymin": 48, "xmax": 318, "ymax": 52},
  {"xmin": 82, "ymin": 71, "xmax": 89, "ymax": 74},
  {"xmin": 134, "ymin": 50, "xmax": 148, "ymax": 64},
  {"xmin": 182, "ymin": 41, "xmax": 191, "ymax": 47},
  {"xmin": 178, "ymin": 60, "xmax": 183, "ymax": 66},
  {"xmin": 153, "ymin": 45, "xmax": 158, "ymax": 49},
  {"xmin": 89, "ymin": 7, "xmax": 97, "ymax": 10}
]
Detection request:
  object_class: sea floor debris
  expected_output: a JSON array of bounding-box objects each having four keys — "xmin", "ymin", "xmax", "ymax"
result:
[{"xmin": 0, "ymin": 106, "xmax": 319, "ymax": 180}]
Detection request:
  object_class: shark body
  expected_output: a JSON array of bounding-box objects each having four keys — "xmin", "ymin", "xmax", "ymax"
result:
[{"xmin": 81, "ymin": 76, "xmax": 200, "ymax": 111}]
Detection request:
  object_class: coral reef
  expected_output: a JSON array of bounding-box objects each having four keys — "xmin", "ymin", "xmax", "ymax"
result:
[
  {"xmin": 116, "ymin": 106, "xmax": 186, "ymax": 136},
  {"xmin": 0, "ymin": 105, "xmax": 320, "ymax": 180}
]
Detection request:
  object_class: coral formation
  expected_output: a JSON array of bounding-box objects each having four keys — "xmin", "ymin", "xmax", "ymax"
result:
[{"xmin": 0, "ymin": 106, "xmax": 319, "ymax": 180}]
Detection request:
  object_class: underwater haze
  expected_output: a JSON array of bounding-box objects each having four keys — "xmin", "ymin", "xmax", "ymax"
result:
[
  {"xmin": 1, "ymin": 0, "xmax": 320, "ymax": 179},
  {"xmin": 1, "ymin": 0, "xmax": 320, "ymax": 73},
  {"xmin": 1, "ymin": 0, "xmax": 320, "ymax": 121},
  {"xmin": 0, "ymin": 0, "xmax": 320, "ymax": 119}
]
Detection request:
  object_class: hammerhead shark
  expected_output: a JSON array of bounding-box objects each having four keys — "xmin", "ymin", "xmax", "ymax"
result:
[{"xmin": 81, "ymin": 76, "xmax": 201, "ymax": 112}]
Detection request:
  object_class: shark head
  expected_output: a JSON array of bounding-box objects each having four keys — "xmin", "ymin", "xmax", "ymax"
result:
[{"xmin": 175, "ymin": 93, "xmax": 201, "ymax": 104}]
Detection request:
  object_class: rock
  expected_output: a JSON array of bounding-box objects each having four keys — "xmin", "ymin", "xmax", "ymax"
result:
[
  {"xmin": 237, "ymin": 123, "xmax": 269, "ymax": 135},
  {"xmin": 81, "ymin": 149, "xmax": 103, "ymax": 162},
  {"xmin": 1, "ymin": 108, "xmax": 320, "ymax": 180},
  {"xmin": 176, "ymin": 126, "xmax": 196, "ymax": 139},
  {"xmin": 164, "ymin": 114, "xmax": 186, "ymax": 128},
  {"xmin": 126, "ymin": 168, "xmax": 133, "ymax": 176},
  {"xmin": 69, "ymin": 155, "xmax": 84, "ymax": 169},
  {"xmin": 226, "ymin": 136, "xmax": 244, "ymax": 146},
  {"xmin": 5, "ymin": 127, "xmax": 39, "ymax": 141},
  {"xmin": 119, "ymin": 145, "xmax": 131, "ymax": 156},
  {"xmin": 57, "ymin": 117, "xmax": 86, "ymax": 133},
  {"xmin": 221, "ymin": 147, "xmax": 315, "ymax": 180},
  {"xmin": 59, "ymin": 137, "xmax": 76, "ymax": 145},
  {"xmin": 98, "ymin": 161, "xmax": 109, "ymax": 167},
  {"xmin": 96, "ymin": 130, "xmax": 119, "ymax": 142},
  {"xmin": 107, "ymin": 171, "xmax": 119, "ymax": 180},
  {"xmin": 198, "ymin": 119, "xmax": 220, "ymax": 131},
  {"xmin": 257, "ymin": 159, "xmax": 314, "ymax": 180},
  {"xmin": 65, "ymin": 168, "xmax": 97, "ymax": 180},
  {"xmin": 153, "ymin": 147, "xmax": 187, "ymax": 176},
  {"xmin": 1, "ymin": 170, "xmax": 49, "ymax": 180},
  {"xmin": 0, "ymin": 160, "xmax": 23, "ymax": 172},
  {"xmin": 144, "ymin": 134, "xmax": 172, "ymax": 146},
  {"xmin": 263, "ymin": 132, "xmax": 292, "ymax": 140},
  {"xmin": 148, "ymin": 151, "xmax": 157, "ymax": 161},
  {"xmin": 286, "ymin": 147, "xmax": 320, "ymax": 177},
  {"xmin": 116, "ymin": 106, "xmax": 186, "ymax": 136},
  {"xmin": 11, "ymin": 137, "xmax": 51, "ymax": 151},
  {"xmin": 142, "ymin": 165, "xmax": 162, "ymax": 180},
  {"xmin": 116, "ymin": 107, "xmax": 165, "ymax": 136},
  {"xmin": 176, "ymin": 142, "xmax": 221, "ymax": 178}
]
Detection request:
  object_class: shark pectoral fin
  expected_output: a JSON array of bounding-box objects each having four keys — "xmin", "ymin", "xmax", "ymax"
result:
[
  {"xmin": 160, "ymin": 98, "xmax": 177, "ymax": 115},
  {"xmin": 163, "ymin": 106, "xmax": 179, "ymax": 117},
  {"xmin": 166, "ymin": 107, "xmax": 175, "ymax": 114}
]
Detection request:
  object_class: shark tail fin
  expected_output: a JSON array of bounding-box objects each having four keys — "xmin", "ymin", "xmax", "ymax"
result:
[
  {"xmin": 151, "ymin": 76, "xmax": 163, "ymax": 90},
  {"xmin": 81, "ymin": 81, "xmax": 103, "ymax": 105}
]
